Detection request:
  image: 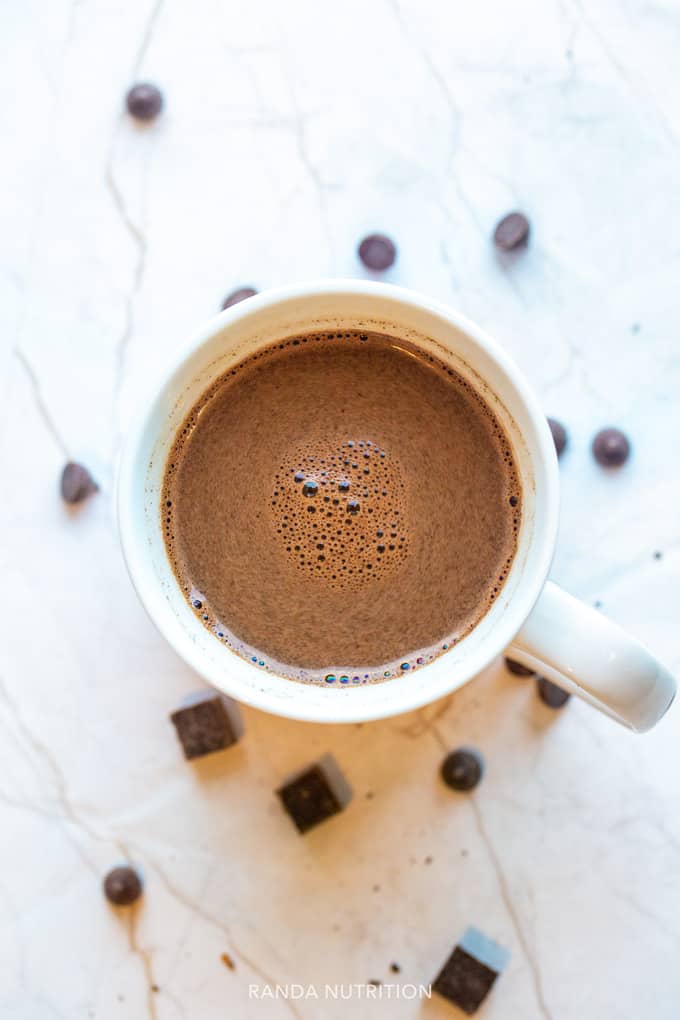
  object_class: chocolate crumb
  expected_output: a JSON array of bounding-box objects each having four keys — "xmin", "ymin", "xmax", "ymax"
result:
[
  {"xmin": 390, "ymin": 962, "xmax": 401, "ymax": 974},
  {"xmin": 368, "ymin": 979, "xmax": 382, "ymax": 987},
  {"xmin": 221, "ymin": 952, "xmax": 236, "ymax": 971}
]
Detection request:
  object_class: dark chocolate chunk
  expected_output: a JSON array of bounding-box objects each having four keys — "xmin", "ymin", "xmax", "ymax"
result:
[
  {"xmin": 222, "ymin": 287, "xmax": 258, "ymax": 310},
  {"xmin": 441, "ymin": 748, "xmax": 484, "ymax": 792},
  {"xmin": 433, "ymin": 928, "xmax": 510, "ymax": 1014},
  {"xmin": 389, "ymin": 962, "xmax": 401, "ymax": 973},
  {"xmin": 126, "ymin": 82, "xmax": 164, "ymax": 121},
  {"xmin": 504, "ymin": 657, "xmax": 535, "ymax": 677},
  {"xmin": 170, "ymin": 690, "xmax": 243, "ymax": 760},
  {"xmin": 60, "ymin": 461, "xmax": 99, "ymax": 504},
  {"xmin": 547, "ymin": 417, "xmax": 567, "ymax": 458},
  {"xmin": 277, "ymin": 753, "xmax": 352, "ymax": 833},
  {"xmin": 537, "ymin": 676, "xmax": 571, "ymax": 709},
  {"xmin": 358, "ymin": 234, "xmax": 397, "ymax": 271},
  {"xmin": 493, "ymin": 211, "xmax": 530, "ymax": 251},
  {"xmin": 592, "ymin": 428, "xmax": 630, "ymax": 467},
  {"xmin": 103, "ymin": 866, "xmax": 143, "ymax": 906}
]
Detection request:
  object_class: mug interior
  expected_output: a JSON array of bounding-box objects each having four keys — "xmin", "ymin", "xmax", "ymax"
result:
[{"xmin": 118, "ymin": 281, "xmax": 559, "ymax": 722}]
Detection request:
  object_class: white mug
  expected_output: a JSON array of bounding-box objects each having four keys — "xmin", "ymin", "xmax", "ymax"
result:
[{"xmin": 117, "ymin": 281, "xmax": 676, "ymax": 731}]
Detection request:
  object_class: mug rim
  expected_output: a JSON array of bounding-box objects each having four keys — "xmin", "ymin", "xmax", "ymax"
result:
[{"xmin": 117, "ymin": 279, "xmax": 559, "ymax": 723}]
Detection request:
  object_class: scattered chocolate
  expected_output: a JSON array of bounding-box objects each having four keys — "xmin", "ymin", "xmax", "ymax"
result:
[
  {"xmin": 222, "ymin": 287, "xmax": 258, "ymax": 310},
  {"xmin": 60, "ymin": 461, "xmax": 99, "ymax": 504},
  {"xmin": 221, "ymin": 952, "xmax": 236, "ymax": 970},
  {"xmin": 433, "ymin": 927, "xmax": 510, "ymax": 1015},
  {"xmin": 170, "ymin": 691, "xmax": 243, "ymax": 760},
  {"xmin": 103, "ymin": 866, "xmax": 143, "ymax": 906},
  {"xmin": 493, "ymin": 211, "xmax": 530, "ymax": 251},
  {"xmin": 547, "ymin": 417, "xmax": 567, "ymax": 458},
  {"xmin": 358, "ymin": 234, "xmax": 397, "ymax": 271},
  {"xmin": 390, "ymin": 962, "xmax": 401, "ymax": 974},
  {"xmin": 592, "ymin": 428, "xmax": 630, "ymax": 467},
  {"xmin": 277, "ymin": 753, "xmax": 352, "ymax": 833},
  {"xmin": 537, "ymin": 676, "xmax": 571, "ymax": 709},
  {"xmin": 441, "ymin": 748, "xmax": 484, "ymax": 792},
  {"xmin": 504, "ymin": 656, "xmax": 534, "ymax": 677},
  {"xmin": 151, "ymin": 985, "xmax": 160, "ymax": 994},
  {"xmin": 368, "ymin": 979, "xmax": 382, "ymax": 987},
  {"xmin": 125, "ymin": 82, "xmax": 164, "ymax": 121}
]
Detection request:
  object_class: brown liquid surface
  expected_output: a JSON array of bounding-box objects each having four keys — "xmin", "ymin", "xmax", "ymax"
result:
[{"xmin": 162, "ymin": 331, "xmax": 521, "ymax": 684}]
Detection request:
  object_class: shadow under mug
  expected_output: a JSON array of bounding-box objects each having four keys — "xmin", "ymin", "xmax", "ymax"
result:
[{"xmin": 117, "ymin": 281, "xmax": 676, "ymax": 731}]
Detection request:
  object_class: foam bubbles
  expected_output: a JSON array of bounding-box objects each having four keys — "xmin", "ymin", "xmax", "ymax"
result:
[{"xmin": 272, "ymin": 439, "xmax": 409, "ymax": 590}]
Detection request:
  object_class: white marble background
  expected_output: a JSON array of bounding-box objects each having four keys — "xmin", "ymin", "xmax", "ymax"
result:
[{"xmin": 2, "ymin": 1, "xmax": 680, "ymax": 1017}]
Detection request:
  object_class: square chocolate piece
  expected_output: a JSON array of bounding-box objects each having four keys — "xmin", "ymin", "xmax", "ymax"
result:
[
  {"xmin": 433, "ymin": 927, "xmax": 510, "ymax": 1015},
  {"xmin": 277, "ymin": 753, "xmax": 352, "ymax": 833},
  {"xmin": 170, "ymin": 691, "xmax": 243, "ymax": 760}
]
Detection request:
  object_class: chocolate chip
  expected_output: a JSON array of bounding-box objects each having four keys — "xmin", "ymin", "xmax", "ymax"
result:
[
  {"xmin": 103, "ymin": 866, "xmax": 143, "ymax": 906},
  {"xmin": 222, "ymin": 287, "xmax": 258, "ymax": 310},
  {"xmin": 433, "ymin": 927, "xmax": 510, "ymax": 1014},
  {"xmin": 592, "ymin": 428, "xmax": 630, "ymax": 467},
  {"xmin": 277, "ymin": 753, "xmax": 352, "ymax": 833},
  {"xmin": 390, "ymin": 962, "xmax": 401, "ymax": 973},
  {"xmin": 170, "ymin": 691, "xmax": 243, "ymax": 760},
  {"xmin": 358, "ymin": 234, "xmax": 397, "ymax": 271},
  {"xmin": 547, "ymin": 417, "xmax": 567, "ymax": 457},
  {"xmin": 493, "ymin": 212, "xmax": 530, "ymax": 251},
  {"xmin": 60, "ymin": 462, "xmax": 99, "ymax": 504},
  {"xmin": 504, "ymin": 657, "xmax": 534, "ymax": 677},
  {"xmin": 537, "ymin": 676, "xmax": 571, "ymax": 709},
  {"xmin": 441, "ymin": 748, "xmax": 484, "ymax": 792},
  {"xmin": 125, "ymin": 82, "xmax": 164, "ymax": 121}
]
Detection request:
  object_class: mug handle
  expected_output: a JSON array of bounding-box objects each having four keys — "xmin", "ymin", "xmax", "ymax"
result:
[{"xmin": 508, "ymin": 582, "xmax": 676, "ymax": 732}]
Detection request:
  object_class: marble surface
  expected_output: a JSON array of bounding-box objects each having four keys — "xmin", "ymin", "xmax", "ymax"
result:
[{"xmin": 2, "ymin": 1, "xmax": 680, "ymax": 1017}]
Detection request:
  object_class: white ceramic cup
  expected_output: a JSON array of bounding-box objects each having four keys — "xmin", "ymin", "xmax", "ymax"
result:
[{"xmin": 118, "ymin": 280, "xmax": 676, "ymax": 731}]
